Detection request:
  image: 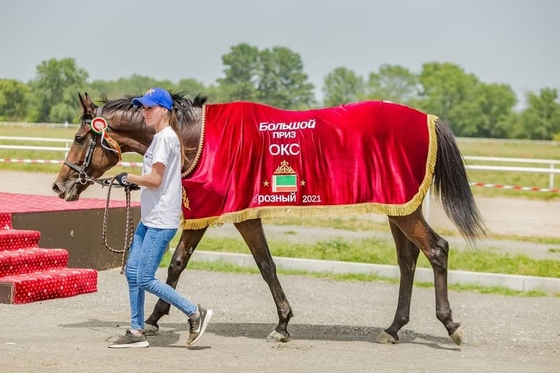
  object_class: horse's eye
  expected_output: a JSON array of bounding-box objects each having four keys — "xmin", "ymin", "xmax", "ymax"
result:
[{"xmin": 74, "ymin": 135, "xmax": 86, "ymax": 144}]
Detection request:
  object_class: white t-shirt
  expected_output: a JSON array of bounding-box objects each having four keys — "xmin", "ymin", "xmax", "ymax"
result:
[{"xmin": 140, "ymin": 126, "xmax": 182, "ymax": 229}]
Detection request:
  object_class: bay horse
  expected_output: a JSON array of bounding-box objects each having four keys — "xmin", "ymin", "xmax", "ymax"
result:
[{"xmin": 52, "ymin": 92, "xmax": 486, "ymax": 345}]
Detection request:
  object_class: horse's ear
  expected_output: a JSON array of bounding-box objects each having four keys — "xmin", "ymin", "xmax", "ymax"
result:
[
  {"xmin": 78, "ymin": 92, "xmax": 87, "ymax": 113},
  {"xmin": 79, "ymin": 92, "xmax": 96, "ymax": 114}
]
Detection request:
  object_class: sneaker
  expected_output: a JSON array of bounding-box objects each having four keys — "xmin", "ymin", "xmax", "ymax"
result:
[
  {"xmin": 107, "ymin": 330, "xmax": 149, "ymax": 349},
  {"xmin": 187, "ymin": 305, "xmax": 213, "ymax": 345}
]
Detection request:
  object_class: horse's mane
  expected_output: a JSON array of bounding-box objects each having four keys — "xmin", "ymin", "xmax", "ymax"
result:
[{"xmin": 99, "ymin": 92, "xmax": 208, "ymax": 123}]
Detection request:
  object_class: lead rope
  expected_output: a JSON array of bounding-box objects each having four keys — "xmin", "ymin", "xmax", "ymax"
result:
[{"xmin": 100, "ymin": 177, "xmax": 136, "ymax": 274}]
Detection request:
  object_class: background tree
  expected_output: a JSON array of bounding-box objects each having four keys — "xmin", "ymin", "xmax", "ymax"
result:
[
  {"xmin": 471, "ymin": 83, "xmax": 517, "ymax": 138},
  {"xmin": 0, "ymin": 79, "xmax": 31, "ymax": 121},
  {"xmin": 322, "ymin": 67, "xmax": 364, "ymax": 107},
  {"xmin": 257, "ymin": 46, "xmax": 315, "ymax": 109},
  {"xmin": 1, "ymin": 45, "xmax": 557, "ymax": 141},
  {"xmin": 364, "ymin": 64, "xmax": 418, "ymax": 105},
  {"xmin": 176, "ymin": 78, "xmax": 207, "ymax": 97},
  {"xmin": 32, "ymin": 58, "xmax": 88, "ymax": 123},
  {"xmin": 87, "ymin": 75, "xmax": 170, "ymax": 101},
  {"xmin": 217, "ymin": 43, "xmax": 260, "ymax": 102},
  {"xmin": 515, "ymin": 88, "xmax": 560, "ymax": 140},
  {"xmin": 217, "ymin": 43, "xmax": 315, "ymax": 108},
  {"xmin": 417, "ymin": 62, "xmax": 481, "ymax": 136}
]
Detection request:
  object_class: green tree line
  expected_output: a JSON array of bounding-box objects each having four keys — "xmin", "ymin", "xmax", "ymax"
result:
[{"xmin": 1, "ymin": 42, "xmax": 559, "ymax": 140}]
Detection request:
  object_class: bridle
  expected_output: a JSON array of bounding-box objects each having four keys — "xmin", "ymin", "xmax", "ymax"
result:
[{"xmin": 64, "ymin": 106, "xmax": 122, "ymax": 185}]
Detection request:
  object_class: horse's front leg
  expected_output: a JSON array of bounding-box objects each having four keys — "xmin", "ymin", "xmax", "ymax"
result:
[
  {"xmin": 234, "ymin": 218, "xmax": 293, "ymax": 342},
  {"xmin": 144, "ymin": 227, "xmax": 207, "ymax": 334}
]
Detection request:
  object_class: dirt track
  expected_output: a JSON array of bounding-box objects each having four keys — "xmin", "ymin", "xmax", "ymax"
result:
[{"xmin": 1, "ymin": 268, "xmax": 559, "ymax": 373}]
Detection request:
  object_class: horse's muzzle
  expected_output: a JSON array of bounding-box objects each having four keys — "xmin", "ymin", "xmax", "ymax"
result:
[{"xmin": 52, "ymin": 181, "xmax": 81, "ymax": 201}]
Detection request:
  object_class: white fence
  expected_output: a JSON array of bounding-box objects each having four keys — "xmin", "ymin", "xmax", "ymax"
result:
[
  {"xmin": 0, "ymin": 136, "xmax": 72, "ymax": 157},
  {"xmin": 463, "ymin": 156, "xmax": 560, "ymax": 189},
  {"xmin": 0, "ymin": 122, "xmax": 79, "ymax": 129}
]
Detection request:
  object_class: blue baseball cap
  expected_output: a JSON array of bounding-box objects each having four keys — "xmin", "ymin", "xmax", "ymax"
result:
[{"xmin": 132, "ymin": 88, "xmax": 173, "ymax": 110}]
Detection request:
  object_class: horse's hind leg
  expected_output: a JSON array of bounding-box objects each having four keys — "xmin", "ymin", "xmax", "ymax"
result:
[
  {"xmin": 377, "ymin": 219, "xmax": 420, "ymax": 344},
  {"xmin": 144, "ymin": 227, "xmax": 208, "ymax": 334},
  {"xmin": 386, "ymin": 208, "xmax": 463, "ymax": 345},
  {"xmin": 234, "ymin": 218, "xmax": 293, "ymax": 342}
]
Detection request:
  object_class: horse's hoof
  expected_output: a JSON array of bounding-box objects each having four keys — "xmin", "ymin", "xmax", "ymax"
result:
[
  {"xmin": 266, "ymin": 330, "xmax": 289, "ymax": 343},
  {"xmin": 376, "ymin": 331, "xmax": 397, "ymax": 344},
  {"xmin": 449, "ymin": 325, "xmax": 464, "ymax": 346},
  {"xmin": 144, "ymin": 323, "xmax": 159, "ymax": 336}
]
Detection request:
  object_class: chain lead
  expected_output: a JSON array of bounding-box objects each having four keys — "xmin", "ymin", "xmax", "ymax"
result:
[{"xmin": 98, "ymin": 177, "xmax": 135, "ymax": 275}]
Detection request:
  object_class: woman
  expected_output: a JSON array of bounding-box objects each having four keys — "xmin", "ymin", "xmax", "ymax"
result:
[{"xmin": 108, "ymin": 88, "xmax": 212, "ymax": 348}]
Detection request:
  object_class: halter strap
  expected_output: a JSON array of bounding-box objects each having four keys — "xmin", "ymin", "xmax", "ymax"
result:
[{"xmin": 63, "ymin": 105, "xmax": 121, "ymax": 184}]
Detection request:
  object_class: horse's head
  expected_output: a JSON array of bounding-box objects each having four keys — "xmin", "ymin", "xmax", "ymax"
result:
[
  {"xmin": 52, "ymin": 92, "xmax": 123, "ymax": 201},
  {"xmin": 52, "ymin": 91, "xmax": 207, "ymax": 201}
]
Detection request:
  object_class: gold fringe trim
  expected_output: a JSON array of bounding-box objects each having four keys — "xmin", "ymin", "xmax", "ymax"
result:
[
  {"xmin": 181, "ymin": 114, "xmax": 439, "ymax": 230},
  {"xmin": 182, "ymin": 104, "xmax": 207, "ymax": 177}
]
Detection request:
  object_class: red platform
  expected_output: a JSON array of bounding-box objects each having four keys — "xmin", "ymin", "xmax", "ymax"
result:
[
  {"xmin": 0, "ymin": 192, "xmax": 134, "ymax": 214},
  {"xmin": 0, "ymin": 192, "xmax": 141, "ymax": 271},
  {"xmin": 0, "ymin": 192, "xmax": 138, "ymax": 304}
]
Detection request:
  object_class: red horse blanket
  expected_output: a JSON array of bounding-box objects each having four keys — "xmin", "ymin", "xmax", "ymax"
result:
[{"xmin": 181, "ymin": 100, "xmax": 437, "ymax": 229}]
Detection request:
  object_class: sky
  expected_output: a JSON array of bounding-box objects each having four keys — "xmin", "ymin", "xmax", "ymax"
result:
[{"xmin": 1, "ymin": 0, "xmax": 558, "ymax": 106}]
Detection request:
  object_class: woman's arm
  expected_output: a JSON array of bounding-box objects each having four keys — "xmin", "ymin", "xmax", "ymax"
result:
[{"xmin": 127, "ymin": 162, "xmax": 166, "ymax": 189}]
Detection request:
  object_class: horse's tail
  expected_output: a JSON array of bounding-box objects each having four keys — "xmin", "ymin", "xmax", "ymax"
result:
[{"xmin": 432, "ymin": 119, "xmax": 487, "ymax": 245}]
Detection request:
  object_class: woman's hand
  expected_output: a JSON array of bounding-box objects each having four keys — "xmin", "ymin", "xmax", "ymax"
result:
[{"xmin": 116, "ymin": 172, "xmax": 140, "ymax": 190}]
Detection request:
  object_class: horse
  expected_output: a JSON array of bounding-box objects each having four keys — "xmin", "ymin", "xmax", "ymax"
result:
[{"xmin": 52, "ymin": 92, "xmax": 486, "ymax": 345}]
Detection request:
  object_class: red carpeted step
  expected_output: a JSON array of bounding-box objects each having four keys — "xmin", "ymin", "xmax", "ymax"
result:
[
  {"xmin": 0, "ymin": 268, "xmax": 98, "ymax": 304},
  {"xmin": 0, "ymin": 229, "xmax": 41, "ymax": 251},
  {"xmin": 0, "ymin": 213, "xmax": 12, "ymax": 230},
  {"xmin": 0, "ymin": 248, "xmax": 69, "ymax": 277},
  {"xmin": 0, "ymin": 206, "xmax": 99, "ymax": 304}
]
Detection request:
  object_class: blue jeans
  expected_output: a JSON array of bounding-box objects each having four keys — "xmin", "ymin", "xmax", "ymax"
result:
[{"xmin": 125, "ymin": 221, "xmax": 197, "ymax": 331}]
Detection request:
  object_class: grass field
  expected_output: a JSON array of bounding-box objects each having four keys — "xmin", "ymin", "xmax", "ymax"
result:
[
  {"xmin": 176, "ymin": 235, "xmax": 560, "ymax": 278},
  {"xmin": 2, "ymin": 125, "xmax": 559, "ymax": 199},
  {"xmin": 158, "ymin": 235, "xmax": 559, "ymax": 297}
]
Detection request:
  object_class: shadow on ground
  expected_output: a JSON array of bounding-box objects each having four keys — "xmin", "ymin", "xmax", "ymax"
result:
[{"xmin": 60, "ymin": 319, "xmax": 459, "ymax": 350}]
